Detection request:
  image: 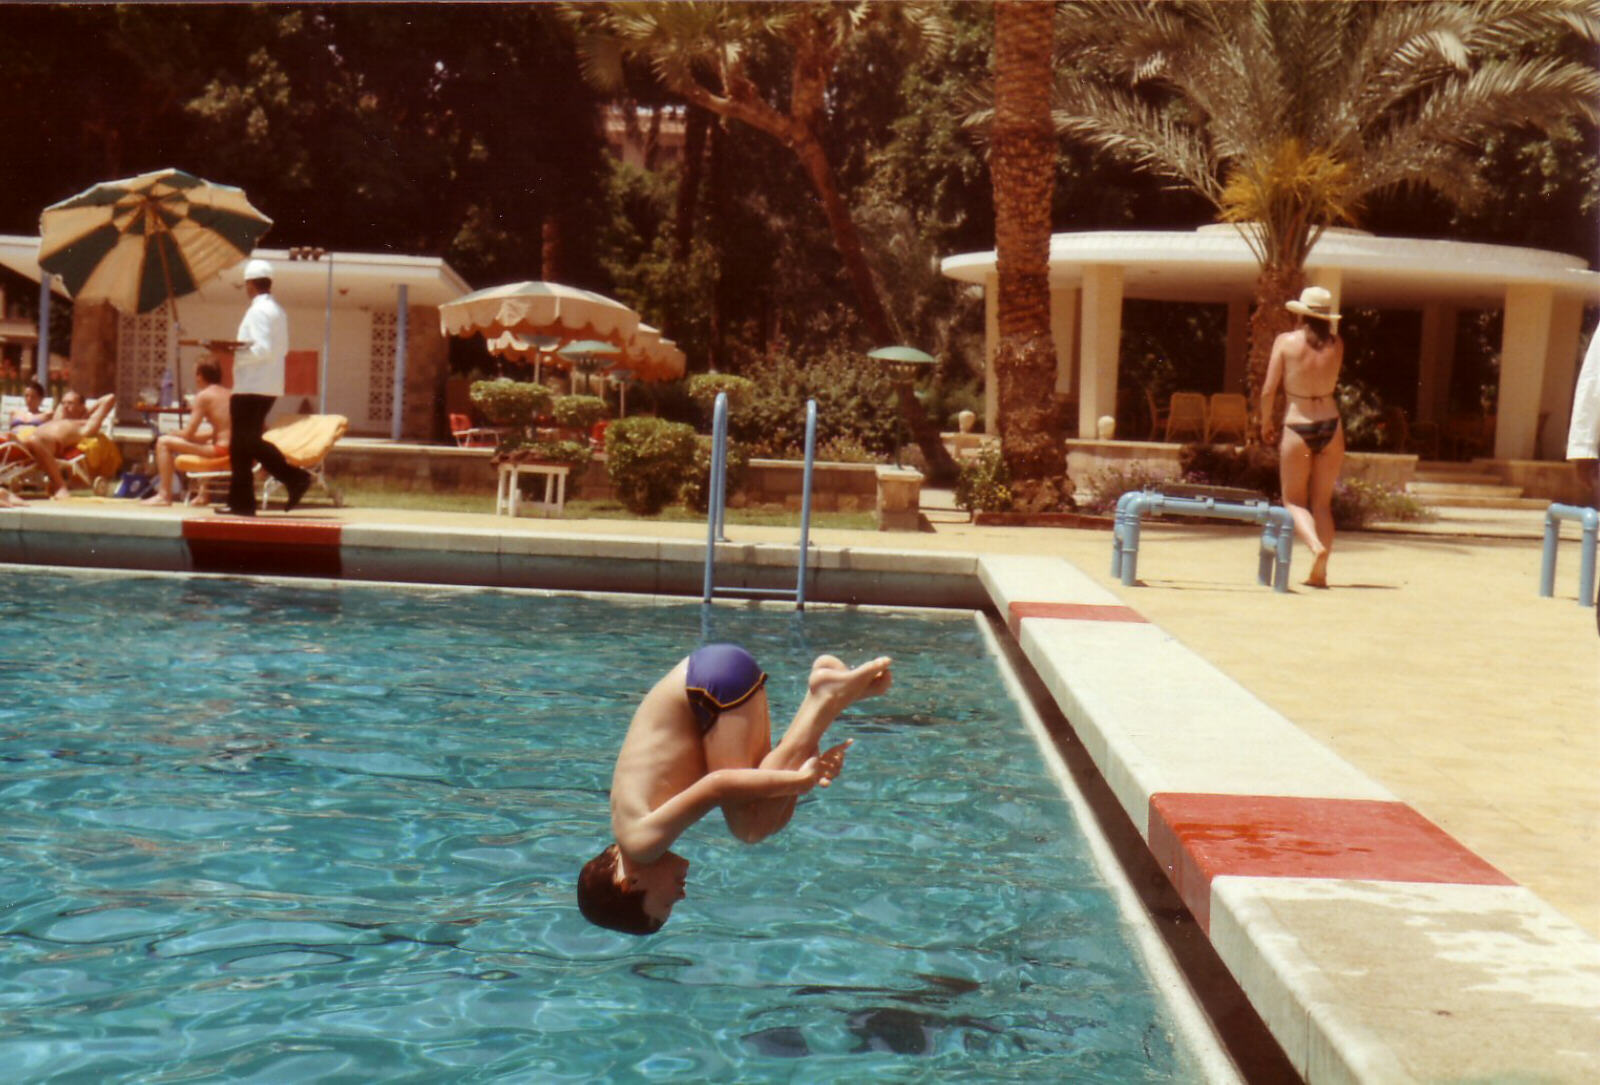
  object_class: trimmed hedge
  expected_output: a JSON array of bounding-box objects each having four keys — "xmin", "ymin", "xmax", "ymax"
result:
[
  {"xmin": 470, "ymin": 379, "xmax": 551, "ymax": 429},
  {"xmin": 605, "ymin": 416, "xmax": 697, "ymax": 515}
]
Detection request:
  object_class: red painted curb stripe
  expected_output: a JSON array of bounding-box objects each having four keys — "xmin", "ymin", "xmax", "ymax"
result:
[
  {"xmin": 183, "ymin": 518, "xmax": 343, "ymax": 547},
  {"xmin": 183, "ymin": 517, "xmax": 343, "ymax": 578},
  {"xmin": 1148, "ymin": 793, "xmax": 1514, "ymax": 934},
  {"xmin": 1007, "ymin": 601, "xmax": 1147, "ymax": 636}
]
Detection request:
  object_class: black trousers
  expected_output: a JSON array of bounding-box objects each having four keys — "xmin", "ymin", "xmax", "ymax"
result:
[{"xmin": 228, "ymin": 394, "xmax": 306, "ymax": 512}]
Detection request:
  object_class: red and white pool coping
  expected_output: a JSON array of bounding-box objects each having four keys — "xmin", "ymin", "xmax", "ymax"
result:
[{"xmin": 3, "ymin": 508, "xmax": 1597, "ymax": 1082}]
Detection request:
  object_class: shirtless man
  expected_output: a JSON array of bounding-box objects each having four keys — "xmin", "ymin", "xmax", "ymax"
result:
[
  {"xmin": 143, "ymin": 361, "xmax": 232, "ymax": 506},
  {"xmin": 577, "ymin": 643, "xmax": 892, "ymax": 935},
  {"xmin": 1261, "ymin": 286, "xmax": 1345, "ymax": 588},
  {"xmin": 14, "ymin": 391, "xmax": 116, "ymax": 500}
]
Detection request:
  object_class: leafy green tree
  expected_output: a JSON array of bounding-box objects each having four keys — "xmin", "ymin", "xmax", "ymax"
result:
[
  {"xmin": 1051, "ymin": 0, "xmax": 1600, "ymax": 427},
  {"xmin": 565, "ymin": 0, "xmax": 959, "ymax": 480}
]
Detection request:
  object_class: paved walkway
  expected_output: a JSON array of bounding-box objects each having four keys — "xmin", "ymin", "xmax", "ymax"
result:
[{"xmin": 924, "ymin": 491, "xmax": 1599, "ymax": 938}]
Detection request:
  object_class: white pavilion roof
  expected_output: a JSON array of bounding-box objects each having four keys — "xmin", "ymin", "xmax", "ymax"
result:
[{"xmin": 941, "ymin": 226, "xmax": 1600, "ymax": 308}]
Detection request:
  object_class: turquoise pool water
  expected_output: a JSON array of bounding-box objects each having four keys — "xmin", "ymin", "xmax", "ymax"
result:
[{"xmin": 0, "ymin": 571, "xmax": 1205, "ymax": 1081}]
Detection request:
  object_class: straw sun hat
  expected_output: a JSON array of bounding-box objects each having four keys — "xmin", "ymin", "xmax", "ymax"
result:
[{"xmin": 1285, "ymin": 285, "xmax": 1341, "ymax": 327}]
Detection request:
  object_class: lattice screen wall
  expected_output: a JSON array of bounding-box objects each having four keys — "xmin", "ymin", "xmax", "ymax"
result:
[
  {"xmin": 368, "ymin": 311, "xmax": 396, "ymax": 427},
  {"xmin": 116, "ymin": 309, "xmax": 173, "ymax": 404}
]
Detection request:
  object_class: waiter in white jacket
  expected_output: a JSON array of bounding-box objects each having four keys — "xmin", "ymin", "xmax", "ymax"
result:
[
  {"xmin": 1568, "ymin": 329, "xmax": 1599, "ymax": 626},
  {"xmin": 218, "ymin": 259, "xmax": 311, "ymax": 516},
  {"xmin": 1568, "ymin": 328, "xmax": 1600, "ymax": 509}
]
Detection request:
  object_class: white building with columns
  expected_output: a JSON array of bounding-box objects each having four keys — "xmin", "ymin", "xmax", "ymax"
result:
[{"xmin": 941, "ymin": 225, "xmax": 1600, "ymax": 462}]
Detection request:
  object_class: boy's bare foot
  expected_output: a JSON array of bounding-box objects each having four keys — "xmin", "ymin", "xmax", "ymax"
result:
[
  {"xmin": 1305, "ymin": 549, "xmax": 1329, "ymax": 588},
  {"xmin": 50, "ymin": 486, "xmax": 72, "ymax": 501},
  {"xmin": 809, "ymin": 655, "xmax": 893, "ymax": 705},
  {"xmin": 0, "ymin": 488, "xmax": 24, "ymax": 508},
  {"xmin": 141, "ymin": 493, "xmax": 173, "ymax": 507}
]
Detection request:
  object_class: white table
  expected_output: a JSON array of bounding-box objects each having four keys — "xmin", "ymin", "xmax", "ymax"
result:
[{"xmin": 496, "ymin": 460, "xmax": 571, "ymax": 517}]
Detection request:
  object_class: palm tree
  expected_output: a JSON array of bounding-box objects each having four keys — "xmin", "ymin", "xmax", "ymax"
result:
[
  {"xmin": 991, "ymin": 0, "xmax": 1066, "ymax": 489},
  {"xmin": 1051, "ymin": 0, "xmax": 1600, "ymax": 428},
  {"xmin": 565, "ymin": 0, "xmax": 959, "ymax": 480}
]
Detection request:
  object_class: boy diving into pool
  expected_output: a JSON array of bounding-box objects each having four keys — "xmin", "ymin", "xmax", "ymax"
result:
[{"xmin": 577, "ymin": 644, "xmax": 892, "ymax": 935}]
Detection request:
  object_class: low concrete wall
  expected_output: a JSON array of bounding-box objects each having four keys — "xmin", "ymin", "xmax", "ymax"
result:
[
  {"xmin": 740, "ymin": 459, "xmax": 878, "ymax": 511},
  {"xmin": 1065, "ymin": 439, "xmax": 1417, "ymax": 491}
]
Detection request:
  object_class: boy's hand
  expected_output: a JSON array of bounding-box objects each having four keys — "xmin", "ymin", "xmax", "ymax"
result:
[{"xmin": 796, "ymin": 739, "xmax": 853, "ymax": 791}]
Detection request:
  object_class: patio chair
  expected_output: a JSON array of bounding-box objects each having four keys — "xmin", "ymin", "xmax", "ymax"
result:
[
  {"xmin": 1163, "ymin": 392, "xmax": 1208, "ymax": 443},
  {"xmin": 175, "ymin": 414, "xmax": 348, "ymax": 508},
  {"xmin": 0, "ymin": 434, "xmax": 93, "ymax": 494},
  {"xmin": 1206, "ymin": 393, "xmax": 1249, "ymax": 444},
  {"xmin": 1145, "ymin": 387, "xmax": 1169, "ymax": 440},
  {"xmin": 450, "ymin": 412, "xmax": 498, "ymax": 448}
]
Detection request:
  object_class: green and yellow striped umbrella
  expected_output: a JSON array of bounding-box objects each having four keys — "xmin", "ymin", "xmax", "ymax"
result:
[{"xmin": 38, "ymin": 168, "xmax": 272, "ymax": 316}]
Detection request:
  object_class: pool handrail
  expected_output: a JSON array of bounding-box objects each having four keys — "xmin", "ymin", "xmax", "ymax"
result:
[
  {"xmin": 1111, "ymin": 487, "xmax": 1294, "ymax": 592},
  {"xmin": 702, "ymin": 392, "xmax": 818, "ymax": 609},
  {"xmin": 1539, "ymin": 502, "xmax": 1598, "ymax": 607}
]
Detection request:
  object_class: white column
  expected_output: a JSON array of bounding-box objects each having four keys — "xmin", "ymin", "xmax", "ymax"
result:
[
  {"xmin": 1417, "ymin": 304, "xmax": 1457, "ymax": 425},
  {"xmin": 1051, "ymin": 285, "xmax": 1079, "ymax": 397},
  {"xmin": 391, "ymin": 284, "xmax": 409, "ymax": 441},
  {"xmin": 983, "ymin": 274, "xmax": 999, "ymax": 436},
  {"xmin": 1536, "ymin": 294, "xmax": 1585, "ymax": 460},
  {"xmin": 36, "ymin": 276, "xmax": 52, "ymax": 376},
  {"xmin": 1077, "ymin": 265, "xmax": 1124, "ymax": 439},
  {"xmin": 1224, "ymin": 300, "xmax": 1249, "ymax": 394},
  {"xmin": 1496, "ymin": 284, "xmax": 1553, "ymax": 460}
]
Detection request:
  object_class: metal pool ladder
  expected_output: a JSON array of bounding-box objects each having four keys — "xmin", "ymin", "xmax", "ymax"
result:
[{"xmin": 702, "ymin": 391, "xmax": 817, "ymax": 608}]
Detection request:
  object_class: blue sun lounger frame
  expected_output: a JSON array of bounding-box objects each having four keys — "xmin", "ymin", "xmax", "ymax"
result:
[
  {"xmin": 1539, "ymin": 502, "xmax": 1598, "ymax": 608},
  {"xmin": 1111, "ymin": 487, "xmax": 1295, "ymax": 592}
]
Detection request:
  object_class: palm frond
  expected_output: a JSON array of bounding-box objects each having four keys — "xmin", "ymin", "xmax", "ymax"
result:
[{"xmin": 1051, "ymin": 81, "xmax": 1222, "ymax": 203}]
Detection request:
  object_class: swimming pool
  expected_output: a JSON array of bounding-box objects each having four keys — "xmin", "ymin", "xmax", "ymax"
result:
[{"xmin": 1, "ymin": 570, "xmax": 1215, "ymax": 1080}]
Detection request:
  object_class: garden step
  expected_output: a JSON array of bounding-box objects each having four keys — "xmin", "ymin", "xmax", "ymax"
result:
[
  {"xmin": 1410, "ymin": 494, "xmax": 1550, "ymax": 510},
  {"xmin": 1410, "ymin": 471, "xmax": 1506, "ymax": 488},
  {"xmin": 1407, "ymin": 481, "xmax": 1526, "ymax": 499}
]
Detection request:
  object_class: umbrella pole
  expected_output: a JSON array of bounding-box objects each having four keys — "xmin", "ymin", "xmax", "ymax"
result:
[
  {"xmin": 151, "ymin": 216, "xmax": 183, "ymax": 406},
  {"xmin": 168, "ymin": 295, "xmax": 183, "ymax": 406}
]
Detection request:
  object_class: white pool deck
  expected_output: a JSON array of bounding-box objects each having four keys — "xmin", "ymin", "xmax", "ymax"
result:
[{"xmin": 1, "ymin": 492, "xmax": 1596, "ymax": 1083}]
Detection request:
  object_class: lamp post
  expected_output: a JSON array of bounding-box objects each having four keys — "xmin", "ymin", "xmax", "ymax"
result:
[
  {"xmin": 867, "ymin": 345, "xmax": 936, "ymax": 467},
  {"xmin": 287, "ymin": 245, "xmax": 333, "ymax": 414}
]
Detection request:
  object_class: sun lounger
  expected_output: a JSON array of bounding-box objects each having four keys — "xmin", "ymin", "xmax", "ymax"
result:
[
  {"xmin": 174, "ymin": 413, "xmax": 348, "ymax": 509},
  {"xmin": 0, "ymin": 434, "xmax": 93, "ymax": 494}
]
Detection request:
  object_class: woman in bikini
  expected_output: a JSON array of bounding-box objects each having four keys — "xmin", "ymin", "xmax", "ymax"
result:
[{"xmin": 1261, "ymin": 286, "xmax": 1345, "ymax": 588}]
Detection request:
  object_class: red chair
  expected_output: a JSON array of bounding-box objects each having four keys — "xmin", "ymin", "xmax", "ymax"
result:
[
  {"xmin": 450, "ymin": 413, "xmax": 499, "ymax": 448},
  {"xmin": 590, "ymin": 419, "xmax": 610, "ymax": 450}
]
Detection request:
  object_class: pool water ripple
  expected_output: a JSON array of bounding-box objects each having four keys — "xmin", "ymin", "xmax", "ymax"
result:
[{"xmin": 1, "ymin": 572, "xmax": 1207, "ymax": 1081}]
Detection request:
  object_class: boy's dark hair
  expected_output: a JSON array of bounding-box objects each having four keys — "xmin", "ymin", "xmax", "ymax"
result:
[
  {"xmin": 25, "ymin": 380, "xmax": 44, "ymax": 398},
  {"xmin": 576, "ymin": 844, "xmax": 660, "ymax": 936},
  {"xmin": 196, "ymin": 361, "xmax": 222, "ymax": 385}
]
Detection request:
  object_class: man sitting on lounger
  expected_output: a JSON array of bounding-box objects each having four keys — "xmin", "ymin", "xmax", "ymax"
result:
[
  {"xmin": 577, "ymin": 644, "xmax": 892, "ymax": 935},
  {"xmin": 14, "ymin": 391, "xmax": 116, "ymax": 500},
  {"xmin": 143, "ymin": 361, "xmax": 232, "ymax": 507}
]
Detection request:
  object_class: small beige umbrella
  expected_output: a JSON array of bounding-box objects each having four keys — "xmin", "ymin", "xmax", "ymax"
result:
[{"xmin": 440, "ymin": 281, "xmax": 641, "ymax": 345}]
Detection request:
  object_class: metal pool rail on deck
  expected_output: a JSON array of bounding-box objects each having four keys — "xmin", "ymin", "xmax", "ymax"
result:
[
  {"xmin": 1112, "ymin": 485, "xmax": 1294, "ymax": 592},
  {"xmin": 702, "ymin": 392, "xmax": 817, "ymax": 608},
  {"xmin": 1539, "ymin": 502, "xmax": 1598, "ymax": 607}
]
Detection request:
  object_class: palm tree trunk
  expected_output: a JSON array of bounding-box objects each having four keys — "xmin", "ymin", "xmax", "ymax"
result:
[
  {"xmin": 991, "ymin": 0, "xmax": 1065, "ymax": 486},
  {"xmin": 1247, "ymin": 263, "xmax": 1303, "ymax": 439}
]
